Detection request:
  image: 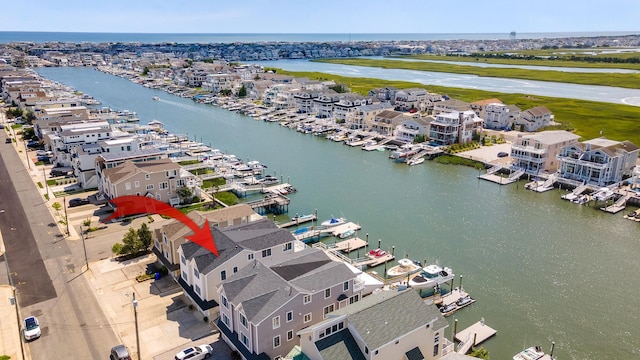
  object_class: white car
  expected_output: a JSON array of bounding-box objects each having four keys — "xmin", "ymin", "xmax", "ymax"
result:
[
  {"xmin": 23, "ymin": 316, "xmax": 41, "ymax": 340},
  {"xmin": 174, "ymin": 344, "xmax": 213, "ymax": 360}
]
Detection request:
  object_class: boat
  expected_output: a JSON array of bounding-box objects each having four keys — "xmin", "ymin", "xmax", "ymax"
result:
[
  {"xmin": 386, "ymin": 258, "xmax": 422, "ymax": 277},
  {"xmin": 407, "ymin": 157, "xmax": 425, "ymax": 166},
  {"xmin": 367, "ymin": 248, "xmax": 387, "ymax": 258},
  {"xmin": 439, "ymin": 303, "xmax": 457, "ymax": 314},
  {"xmin": 321, "ymin": 217, "xmax": 346, "ymax": 227},
  {"xmin": 455, "ymin": 295, "xmax": 474, "ymax": 307},
  {"xmin": 152, "ymin": 95, "xmax": 160, "ymax": 101},
  {"xmin": 592, "ymin": 187, "xmax": 615, "ymax": 201},
  {"xmin": 408, "ymin": 264, "xmax": 454, "ymax": 289},
  {"xmin": 291, "ymin": 214, "xmax": 315, "ymax": 222},
  {"xmin": 513, "ymin": 346, "xmax": 546, "ymax": 360},
  {"xmin": 338, "ymin": 228, "xmax": 355, "ymax": 239}
]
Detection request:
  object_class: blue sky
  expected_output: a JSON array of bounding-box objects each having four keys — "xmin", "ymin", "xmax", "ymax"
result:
[{"xmin": 3, "ymin": 0, "xmax": 639, "ymax": 34}]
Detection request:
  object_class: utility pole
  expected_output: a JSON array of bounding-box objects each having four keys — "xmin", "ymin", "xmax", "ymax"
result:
[
  {"xmin": 133, "ymin": 293, "xmax": 140, "ymax": 360},
  {"xmin": 80, "ymin": 225, "xmax": 88, "ymax": 271}
]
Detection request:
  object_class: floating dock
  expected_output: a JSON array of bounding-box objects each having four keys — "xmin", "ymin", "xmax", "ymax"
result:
[
  {"xmin": 454, "ymin": 319, "xmax": 497, "ymax": 354},
  {"xmin": 331, "ymin": 237, "xmax": 368, "ymax": 252},
  {"xmin": 353, "ymin": 252, "xmax": 395, "ymax": 267},
  {"xmin": 436, "ymin": 288, "xmax": 476, "ymax": 317},
  {"xmin": 279, "ymin": 214, "xmax": 317, "ymax": 228}
]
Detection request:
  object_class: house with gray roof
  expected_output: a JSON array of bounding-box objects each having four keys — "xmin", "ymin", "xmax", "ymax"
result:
[
  {"xmin": 178, "ymin": 218, "xmax": 303, "ymax": 317},
  {"xmin": 515, "ymin": 105, "xmax": 553, "ymax": 132},
  {"xmin": 216, "ymin": 247, "xmax": 365, "ymax": 360},
  {"xmin": 297, "ymin": 289, "xmax": 452, "ymax": 360}
]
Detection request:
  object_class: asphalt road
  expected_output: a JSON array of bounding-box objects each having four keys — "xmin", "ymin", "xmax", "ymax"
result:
[{"xmin": 0, "ymin": 128, "xmax": 119, "ymax": 359}]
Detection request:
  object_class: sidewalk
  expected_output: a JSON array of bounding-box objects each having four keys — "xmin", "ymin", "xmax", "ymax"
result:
[{"xmin": 0, "ymin": 229, "xmax": 24, "ymax": 360}]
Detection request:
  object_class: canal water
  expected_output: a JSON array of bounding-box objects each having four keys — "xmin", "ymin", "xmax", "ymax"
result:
[{"xmin": 36, "ymin": 67, "xmax": 640, "ymax": 360}]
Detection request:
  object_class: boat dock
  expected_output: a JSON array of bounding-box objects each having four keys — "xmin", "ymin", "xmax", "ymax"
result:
[
  {"xmin": 330, "ymin": 237, "xmax": 368, "ymax": 252},
  {"xmin": 477, "ymin": 164, "xmax": 523, "ymax": 185},
  {"xmin": 454, "ymin": 319, "xmax": 497, "ymax": 355},
  {"xmin": 279, "ymin": 214, "xmax": 317, "ymax": 228},
  {"xmin": 291, "ymin": 221, "xmax": 361, "ymax": 243},
  {"xmin": 329, "ymin": 222, "xmax": 362, "ymax": 237},
  {"xmin": 353, "ymin": 252, "xmax": 395, "ymax": 268},
  {"xmin": 623, "ymin": 209, "xmax": 640, "ymax": 222},
  {"xmin": 436, "ymin": 288, "xmax": 476, "ymax": 317}
]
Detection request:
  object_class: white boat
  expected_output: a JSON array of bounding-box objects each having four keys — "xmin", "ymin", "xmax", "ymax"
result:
[
  {"xmin": 152, "ymin": 96, "xmax": 160, "ymax": 101},
  {"xmin": 386, "ymin": 258, "xmax": 422, "ymax": 277},
  {"xmin": 291, "ymin": 214, "xmax": 314, "ymax": 222},
  {"xmin": 408, "ymin": 264, "xmax": 454, "ymax": 289},
  {"xmin": 513, "ymin": 346, "xmax": 546, "ymax": 360},
  {"xmin": 321, "ymin": 217, "xmax": 346, "ymax": 227},
  {"xmin": 407, "ymin": 157, "xmax": 425, "ymax": 166},
  {"xmin": 338, "ymin": 228, "xmax": 355, "ymax": 239},
  {"xmin": 592, "ymin": 187, "xmax": 615, "ymax": 201}
]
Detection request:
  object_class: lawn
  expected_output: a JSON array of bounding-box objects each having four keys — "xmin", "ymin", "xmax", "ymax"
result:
[
  {"xmin": 269, "ymin": 68, "xmax": 640, "ymax": 146},
  {"xmin": 313, "ymin": 58, "xmax": 640, "ymax": 90}
]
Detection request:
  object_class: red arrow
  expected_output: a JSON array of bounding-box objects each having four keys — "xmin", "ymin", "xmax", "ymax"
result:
[{"xmin": 103, "ymin": 195, "xmax": 218, "ymax": 256}]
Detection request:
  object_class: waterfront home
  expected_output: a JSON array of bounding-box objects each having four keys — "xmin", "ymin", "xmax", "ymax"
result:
[
  {"xmin": 514, "ymin": 105, "xmax": 553, "ymax": 132},
  {"xmin": 429, "ymin": 110, "xmax": 483, "ymax": 146},
  {"xmin": 201, "ymin": 73, "xmax": 241, "ymax": 94},
  {"xmin": 153, "ymin": 204, "xmax": 262, "ymax": 278},
  {"xmin": 297, "ymin": 289, "xmax": 452, "ymax": 360},
  {"xmin": 510, "ymin": 130, "xmax": 580, "ymax": 175},
  {"xmin": 470, "ymin": 98, "xmax": 503, "ymax": 119},
  {"xmin": 43, "ymin": 120, "xmax": 113, "ymax": 166},
  {"xmin": 395, "ymin": 116, "xmax": 432, "ymax": 143},
  {"xmin": 482, "ymin": 102, "xmax": 513, "ymax": 130},
  {"xmin": 432, "ymin": 98, "xmax": 471, "ymax": 116},
  {"xmin": 263, "ymin": 84, "xmax": 295, "ymax": 109},
  {"xmin": 178, "ymin": 218, "xmax": 301, "ymax": 316},
  {"xmin": 368, "ymin": 86, "xmax": 399, "ymax": 103},
  {"xmin": 293, "ymin": 90, "xmax": 322, "ymax": 114},
  {"xmin": 347, "ymin": 102, "xmax": 394, "ymax": 130},
  {"xmin": 313, "ymin": 91, "xmax": 340, "ymax": 119},
  {"xmin": 557, "ymin": 138, "xmax": 639, "ymax": 187},
  {"xmin": 94, "ymin": 149, "xmax": 170, "ymax": 196},
  {"xmin": 333, "ymin": 93, "xmax": 373, "ymax": 122},
  {"xmin": 216, "ymin": 246, "xmax": 363, "ymax": 360},
  {"xmin": 370, "ymin": 109, "xmax": 405, "ymax": 135},
  {"xmin": 394, "ymin": 87, "xmax": 428, "ymax": 112}
]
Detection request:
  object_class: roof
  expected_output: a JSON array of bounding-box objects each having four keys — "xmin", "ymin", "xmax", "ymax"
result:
[
  {"xmin": 520, "ymin": 130, "xmax": 580, "ymax": 145},
  {"xmin": 329, "ymin": 289, "xmax": 448, "ymax": 351},
  {"xmin": 103, "ymin": 158, "xmax": 180, "ymax": 185},
  {"xmin": 471, "ymin": 98, "xmax": 503, "ymax": 107},
  {"xmin": 316, "ymin": 329, "xmax": 366, "ymax": 360}
]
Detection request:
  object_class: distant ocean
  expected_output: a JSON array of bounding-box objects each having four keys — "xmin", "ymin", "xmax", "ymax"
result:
[{"xmin": 0, "ymin": 31, "xmax": 638, "ymax": 44}]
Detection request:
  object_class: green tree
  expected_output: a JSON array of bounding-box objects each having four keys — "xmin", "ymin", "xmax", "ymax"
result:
[
  {"xmin": 138, "ymin": 223, "xmax": 153, "ymax": 251},
  {"xmin": 176, "ymin": 186, "xmax": 194, "ymax": 204},
  {"xmin": 238, "ymin": 85, "xmax": 247, "ymax": 98},
  {"xmin": 113, "ymin": 227, "xmax": 141, "ymax": 255},
  {"xmin": 469, "ymin": 346, "xmax": 490, "ymax": 359}
]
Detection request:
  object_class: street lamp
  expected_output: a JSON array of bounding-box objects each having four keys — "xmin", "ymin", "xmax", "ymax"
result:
[
  {"xmin": 133, "ymin": 293, "xmax": 140, "ymax": 360},
  {"xmin": 80, "ymin": 225, "xmax": 88, "ymax": 271}
]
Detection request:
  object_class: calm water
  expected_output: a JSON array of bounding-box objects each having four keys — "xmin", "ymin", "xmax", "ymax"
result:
[
  {"xmin": 253, "ymin": 59, "xmax": 640, "ymax": 106},
  {"xmin": 36, "ymin": 67, "xmax": 640, "ymax": 360},
  {"xmin": 2, "ymin": 31, "xmax": 639, "ymax": 44}
]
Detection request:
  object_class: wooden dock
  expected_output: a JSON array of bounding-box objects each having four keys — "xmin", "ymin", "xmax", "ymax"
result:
[
  {"xmin": 331, "ymin": 237, "xmax": 368, "ymax": 252},
  {"xmin": 455, "ymin": 319, "xmax": 497, "ymax": 354},
  {"xmin": 353, "ymin": 252, "xmax": 395, "ymax": 267},
  {"xmin": 437, "ymin": 288, "xmax": 476, "ymax": 317},
  {"xmin": 279, "ymin": 214, "xmax": 317, "ymax": 228}
]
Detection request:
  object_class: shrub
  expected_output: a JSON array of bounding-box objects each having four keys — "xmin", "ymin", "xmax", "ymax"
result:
[{"xmin": 203, "ymin": 316, "xmax": 209, "ymax": 323}]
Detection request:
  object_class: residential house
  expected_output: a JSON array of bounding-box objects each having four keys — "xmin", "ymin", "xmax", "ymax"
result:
[
  {"xmin": 370, "ymin": 110, "xmax": 405, "ymax": 135},
  {"xmin": 202, "ymin": 73, "xmax": 241, "ymax": 94},
  {"xmin": 510, "ymin": 130, "xmax": 580, "ymax": 175},
  {"xmin": 515, "ymin": 106, "xmax": 553, "ymax": 132},
  {"xmin": 483, "ymin": 103, "xmax": 512, "ymax": 130},
  {"xmin": 368, "ymin": 87, "xmax": 398, "ymax": 103},
  {"xmin": 557, "ymin": 138, "xmax": 639, "ymax": 187},
  {"xmin": 429, "ymin": 110, "xmax": 483, "ymax": 146},
  {"xmin": 153, "ymin": 205, "xmax": 262, "ymax": 278},
  {"xmin": 313, "ymin": 91, "xmax": 340, "ymax": 119},
  {"xmin": 432, "ymin": 99, "xmax": 470, "ymax": 116},
  {"xmin": 99, "ymin": 158, "xmax": 196, "ymax": 203},
  {"xmin": 347, "ymin": 103, "xmax": 394, "ymax": 130},
  {"xmin": 394, "ymin": 88, "xmax": 428, "ymax": 112},
  {"xmin": 293, "ymin": 90, "xmax": 321, "ymax": 114},
  {"xmin": 94, "ymin": 149, "xmax": 170, "ymax": 198},
  {"xmin": 297, "ymin": 289, "xmax": 452, "ymax": 360},
  {"xmin": 470, "ymin": 98, "xmax": 502, "ymax": 119},
  {"xmin": 216, "ymin": 246, "xmax": 363, "ymax": 360},
  {"xmin": 395, "ymin": 116, "xmax": 432, "ymax": 143},
  {"xmin": 333, "ymin": 94, "xmax": 370, "ymax": 122}
]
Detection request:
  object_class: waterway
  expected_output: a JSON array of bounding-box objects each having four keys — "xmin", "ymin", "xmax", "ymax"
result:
[
  {"xmin": 36, "ymin": 67, "xmax": 640, "ymax": 360},
  {"xmin": 253, "ymin": 59, "xmax": 640, "ymax": 106}
]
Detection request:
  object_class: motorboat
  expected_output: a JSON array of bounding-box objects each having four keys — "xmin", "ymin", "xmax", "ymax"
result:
[
  {"xmin": 321, "ymin": 217, "xmax": 345, "ymax": 227},
  {"xmin": 291, "ymin": 214, "xmax": 314, "ymax": 222},
  {"xmin": 338, "ymin": 228, "xmax": 355, "ymax": 239},
  {"xmin": 439, "ymin": 303, "xmax": 457, "ymax": 314},
  {"xmin": 367, "ymin": 248, "xmax": 387, "ymax": 258},
  {"xmin": 513, "ymin": 346, "xmax": 546, "ymax": 360},
  {"xmin": 592, "ymin": 187, "xmax": 615, "ymax": 201},
  {"xmin": 408, "ymin": 264, "xmax": 454, "ymax": 289},
  {"xmin": 152, "ymin": 95, "xmax": 160, "ymax": 101},
  {"xmin": 386, "ymin": 258, "xmax": 422, "ymax": 277},
  {"xmin": 407, "ymin": 157, "xmax": 425, "ymax": 166},
  {"xmin": 456, "ymin": 295, "xmax": 474, "ymax": 307}
]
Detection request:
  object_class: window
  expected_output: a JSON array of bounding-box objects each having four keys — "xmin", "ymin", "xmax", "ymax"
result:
[
  {"xmin": 223, "ymin": 314, "xmax": 229, "ymax": 326},
  {"xmin": 343, "ymin": 281, "xmax": 349, "ymax": 291},
  {"xmin": 159, "ymin": 182, "xmax": 168, "ymax": 190},
  {"xmin": 222, "ymin": 295, "xmax": 228, "ymax": 308},
  {"xmin": 221, "ymin": 270, "xmax": 226, "ymax": 281},
  {"xmin": 287, "ymin": 330, "xmax": 293, "ymax": 341},
  {"xmin": 283, "ymin": 242, "xmax": 292, "ymax": 251},
  {"xmin": 248, "ymin": 253, "xmax": 254, "ymax": 261},
  {"xmin": 261, "ymin": 249, "xmax": 272, "ymax": 258},
  {"xmin": 241, "ymin": 333, "xmax": 248, "ymax": 347},
  {"xmin": 286, "ymin": 311, "xmax": 293, "ymax": 322},
  {"xmin": 349, "ymin": 294, "xmax": 359, "ymax": 304},
  {"xmin": 180, "ymin": 254, "xmax": 186, "ymax": 265},
  {"xmin": 272, "ymin": 316, "xmax": 280, "ymax": 329},
  {"xmin": 145, "ymin": 174, "xmax": 150, "ymax": 180},
  {"xmin": 303, "ymin": 294, "xmax": 311, "ymax": 304},
  {"xmin": 125, "ymin": 182, "xmax": 131, "ymax": 190},
  {"xmin": 193, "ymin": 268, "xmax": 199, "ymax": 278},
  {"xmin": 146, "ymin": 184, "xmax": 154, "ymax": 191},
  {"xmin": 233, "ymin": 266, "xmax": 238, "ymax": 273},
  {"xmin": 323, "ymin": 304, "xmax": 335, "ymax": 318},
  {"xmin": 303, "ymin": 313, "xmax": 312, "ymax": 323},
  {"xmin": 176, "ymin": 179, "xmax": 185, "ymax": 186},
  {"xmin": 324, "ymin": 288, "xmax": 331, "ymax": 299},
  {"xmin": 241, "ymin": 315, "xmax": 248, "ymax": 327},
  {"xmin": 273, "ymin": 335, "xmax": 281, "ymax": 348},
  {"xmin": 195, "ymin": 284, "xmax": 201, "ymax": 295}
]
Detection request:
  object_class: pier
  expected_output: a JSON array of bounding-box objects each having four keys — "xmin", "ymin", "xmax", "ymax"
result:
[
  {"xmin": 454, "ymin": 319, "xmax": 497, "ymax": 355},
  {"xmin": 278, "ymin": 214, "xmax": 317, "ymax": 228},
  {"xmin": 330, "ymin": 237, "xmax": 368, "ymax": 252},
  {"xmin": 245, "ymin": 193, "xmax": 290, "ymax": 215}
]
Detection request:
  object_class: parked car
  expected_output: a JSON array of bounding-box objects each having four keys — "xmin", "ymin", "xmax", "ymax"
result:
[
  {"xmin": 497, "ymin": 151, "xmax": 509, "ymax": 158},
  {"xmin": 174, "ymin": 344, "xmax": 213, "ymax": 360},
  {"xmin": 110, "ymin": 345, "xmax": 131, "ymax": 360},
  {"xmin": 5, "ymin": 138, "xmax": 11, "ymax": 144},
  {"xmin": 26, "ymin": 140, "xmax": 42, "ymax": 149},
  {"xmin": 69, "ymin": 198, "xmax": 90, "ymax": 207},
  {"xmin": 23, "ymin": 316, "xmax": 41, "ymax": 340}
]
